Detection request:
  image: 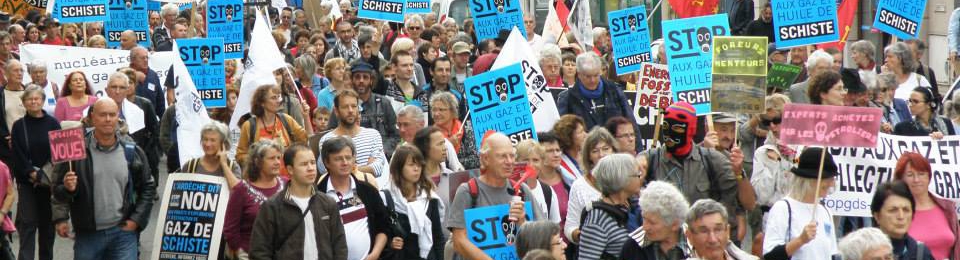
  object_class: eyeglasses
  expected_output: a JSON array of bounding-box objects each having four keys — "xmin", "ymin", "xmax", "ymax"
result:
[
  {"xmin": 590, "ymin": 145, "xmax": 613, "ymax": 154},
  {"xmin": 761, "ymin": 117, "xmax": 782, "ymax": 126},
  {"xmin": 691, "ymin": 225, "xmax": 728, "ymax": 237}
]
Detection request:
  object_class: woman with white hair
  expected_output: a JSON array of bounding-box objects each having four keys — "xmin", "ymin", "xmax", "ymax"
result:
[
  {"xmin": 540, "ymin": 44, "xmax": 565, "ymax": 88},
  {"xmin": 838, "ymin": 227, "xmax": 893, "ymax": 260},
  {"xmin": 762, "ymin": 147, "xmax": 839, "ymax": 260},
  {"xmin": 576, "ymin": 154, "xmax": 644, "ymax": 260},
  {"xmin": 620, "ymin": 181, "xmax": 691, "ymax": 260},
  {"xmin": 884, "ymin": 42, "xmax": 932, "ymax": 101},
  {"xmin": 179, "ymin": 121, "xmax": 242, "ymax": 189}
]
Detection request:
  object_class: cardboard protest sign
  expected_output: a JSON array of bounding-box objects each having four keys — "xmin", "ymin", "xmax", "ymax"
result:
[
  {"xmin": 825, "ymin": 134, "xmax": 960, "ymax": 216},
  {"xmin": 104, "ymin": 0, "xmax": 150, "ymax": 48},
  {"xmin": 405, "ymin": 0, "xmax": 431, "ymax": 14},
  {"xmin": 464, "ymin": 202, "xmax": 535, "ymax": 260},
  {"xmin": 465, "ymin": 63, "xmax": 537, "ymax": 150},
  {"xmin": 873, "ymin": 0, "xmax": 927, "ymax": 39},
  {"xmin": 1, "ymin": 0, "xmax": 45, "ymax": 17},
  {"xmin": 48, "ymin": 128, "xmax": 86, "ymax": 163},
  {"xmin": 492, "ymin": 27, "xmax": 561, "ymax": 131},
  {"xmin": 711, "ymin": 36, "xmax": 767, "ymax": 114},
  {"xmin": 151, "ymin": 174, "xmax": 230, "ymax": 260},
  {"xmin": 176, "ymin": 38, "xmax": 226, "ymax": 108},
  {"xmin": 469, "ymin": 0, "xmax": 525, "ymax": 42},
  {"xmin": 607, "ymin": 5, "xmax": 652, "ymax": 75},
  {"xmin": 779, "ymin": 104, "xmax": 883, "ymax": 147},
  {"xmin": 767, "ymin": 63, "xmax": 802, "ymax": 91},
  {"xmin": 357, "ymin": 0, "xmax": 405, "ymax": 23},
  {"xmin": 207, "ymin": 0, "xmax": 244, "ymax": 60},
  {"xmin": 635, "ymin": 63, "xmax": 672, "ymax": 110},
  {"xmin": 662, "ymin": 14, "xmax": 729, "ymax": 115},
  {"xmin": 771, "ymin": 0, "xmax": 839, "ymax": 48},
  {"xmin": 53, "ymin": 0, "xmax": 109, "ymax": 23},
  {"xmin": 21, "ymin": 45, "xmax": 174, "ymax": 97}
]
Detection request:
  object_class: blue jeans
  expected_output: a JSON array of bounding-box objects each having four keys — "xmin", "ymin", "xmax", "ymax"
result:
[{"xmin": 74, "ymin": 226, "xmax": 139, "ymax": 260}]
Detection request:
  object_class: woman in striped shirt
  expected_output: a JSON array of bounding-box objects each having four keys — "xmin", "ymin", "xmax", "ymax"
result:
[{"xmin": 578, "ymin": 154, "xmax": 644, "ymax": 260}]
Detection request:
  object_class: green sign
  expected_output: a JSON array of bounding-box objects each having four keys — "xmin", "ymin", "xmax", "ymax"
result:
[
  {"xmin": 711, "ymin": 36, "xmax": 767, "ymax": 114},
  {"xmin": 767, "ymin": 64, "xmax": 802, "ymax": 91}
]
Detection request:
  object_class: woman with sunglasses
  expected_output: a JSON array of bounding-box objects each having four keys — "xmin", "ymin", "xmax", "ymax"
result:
[
  {"xmin": 750, "ymin": 94, "xmax": 794, "ymax": 224},
  {"xmin": 894, "ymin": 86, "xmax": 956, "ymax": 138}
]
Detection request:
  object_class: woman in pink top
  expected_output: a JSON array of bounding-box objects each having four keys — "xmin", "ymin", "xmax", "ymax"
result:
[
  {"xmin": 53, "ymin": 71, "xmax": 96, "ymax": 121},
  {"xmin": 896, "ymin": 152, "xmax": 960, "ymax": 260}
]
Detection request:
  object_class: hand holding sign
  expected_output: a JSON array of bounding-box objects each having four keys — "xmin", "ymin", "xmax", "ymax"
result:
[{"xmin": 64, "ymin": 171, "xmax": 78, "ymax": 192}]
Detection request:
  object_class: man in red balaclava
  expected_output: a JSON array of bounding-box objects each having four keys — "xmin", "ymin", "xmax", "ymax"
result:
[{"xmin": 643, "ymin": 101, "xmax": 746, "ymax": 244}]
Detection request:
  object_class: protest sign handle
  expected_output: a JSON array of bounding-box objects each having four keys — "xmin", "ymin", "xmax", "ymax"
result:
[
  {"xmin": 734, "ymin": 119, "xmax": 739, "ymax": 147},
  {"xmin": 706, "ymin": 114, "xmax": 715, "ymax": 133},
  {"xmin": 69, "ymin": 161, "xmax": 72, "ymax": 173},
  {"xmin": 282, "ymin": 67, "xmax": 305, "ymax": 102},
  {"xmin": 647, "ymin": 0, "xmax": 663, "ymax": 25},
  {"xmin": 651, "ymin": 109, "xmax": 662, "ymax": 149},
  {"xmin": 811, "ymin": 147, "xmax": 827, "ymax": 219}
]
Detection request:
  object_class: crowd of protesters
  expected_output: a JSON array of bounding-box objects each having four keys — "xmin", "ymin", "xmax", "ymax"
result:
[{"xmin": 0, "ymin": 1, "xmax": 954, "ymax": 260}]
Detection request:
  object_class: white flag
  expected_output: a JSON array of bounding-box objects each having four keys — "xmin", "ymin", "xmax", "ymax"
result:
[
  {"xmin": 567, "ymin": 0, "xmax": 593, "ymax": 51},
  {"xmin": 492, "ymin": 27, "xmax": 561, "ymax": 131},
  {"xmin": 230, "ymin": 10, "xmax": 287, "ymax": 130},
  {"xmin": 541, "ymin": 0, "xmax": 566, "ymax": 45},
  {"xmin": 123, "ymin": 99, "xmax": 145, "ymax": 133},
  {"xmin": 171, "ymin": 41, "xmax": 212, "ymax": 165}
]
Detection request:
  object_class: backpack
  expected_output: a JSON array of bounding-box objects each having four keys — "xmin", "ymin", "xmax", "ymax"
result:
[
  {"xmin": 578, "ymin": 201, "xmax": 628, "ymax": 260},
  {"xmin": 466, "ymin": 177, "xmax": 521, "ymax": 207},
  {"xmin": 645, "ymin": 146, "xmax": 720, "ymax": 200},
  {"xmin": 182, "ymin": 158, "xmax": 238, "ymax": 174},
  {"xmin": 245, "ymin": 113, "xmax": 294, "ymax": 146},
  {"xmin": 539, "ymin": 181, "xmax": 553, "ymax": 215}
]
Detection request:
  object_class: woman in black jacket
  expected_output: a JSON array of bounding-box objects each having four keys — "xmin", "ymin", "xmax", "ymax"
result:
[
  {"xmin": 383, "ymin": 145, "xmax": 444, "ymax": 260},
  {"xmin": 10, "ymin": 86, "xmax": 60, "ymax": 260}
]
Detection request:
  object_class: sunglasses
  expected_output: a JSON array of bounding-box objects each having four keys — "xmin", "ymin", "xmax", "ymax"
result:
[{"xmin": 761, "ymin": 117, "xmax": 782, "ymax": 126}]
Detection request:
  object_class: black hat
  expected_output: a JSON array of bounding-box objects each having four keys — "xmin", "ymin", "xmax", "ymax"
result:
[
  {"xmin": 767, "ymin": 43, "xmax": 788, "ymax": 56},
  {"xmin": 840, "ymin": 68, "xmax": 866, "ymax": 94},
  {"xmin": 791, "ymin": 147, "xmax": 839, "ymax": 179},
  {"xmin": 0, "ymin": 13, "xmax": 10, "ymax": 24},
  {"xmin": 351, "ymin": 61, "xmax": 375, "ymax": 74}
]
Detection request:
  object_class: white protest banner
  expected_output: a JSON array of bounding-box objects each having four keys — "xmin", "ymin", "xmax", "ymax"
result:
[
  {"xmin": 826, "ymin": 133, "xmax": 960, "ymax": 216},
  {"xmin": 171, "ymin": 41, "xmax": 212, "ymax": 165},
  {"xmin": 151, "ymin": 173, "xmax": 230, "ymax": 260},
  {"xmin": 21, "ymin": 44, "xmax": 129, "ymax": 97},
  {"xmin": 492, "ymin": 27, "xmax": 561, "ymax": 131},
  {"xmin": 21, "ymin": 45, "xmax": 176, "ymax": 98}
]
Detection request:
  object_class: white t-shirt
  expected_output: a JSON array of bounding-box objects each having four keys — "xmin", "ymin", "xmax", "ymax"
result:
[
  {"xmin": 292, "ymin": 196, "xmax": 318, "ymax": 260},
  {"xmin": 762, "ymin": 197, "xmax": 839, "ymax": 260},
  {"xmin": 894, "ymin": 72, "xmax": 932, "ymax": 101}
]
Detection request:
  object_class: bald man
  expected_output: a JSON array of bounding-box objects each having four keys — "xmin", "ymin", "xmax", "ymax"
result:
[
  {"xmin": 52, "ymin": 98, "xmax": 155, "ymax": 260},
  {"xmin": 130, "ymin": 47, "xmax": 165, "ymax": 117},
  {"xmin": 446, "ymin": 132, "xmax": 545, "ymax": 259},
  {"xmin": 119, "ymin": 30, "xmax": 138, "ymax": 50}
]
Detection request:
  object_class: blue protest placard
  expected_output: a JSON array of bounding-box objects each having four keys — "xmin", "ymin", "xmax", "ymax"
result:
[
  {"xmin": 464, "ymin": 202, "xmax": 534, "ymax": 260},
  {"xmin": 148, "ymin": 0, "xmax": 191, "ymax": 11},
  {"xmin": 873, "ymin": 0, "xmax": 927, "ymax": 39},
  {"xmin": 207, "ymin": 0, "xmax": 244, "ymax": 59},
  {"xmin": 465, "ymin": 63, "xmax": 537, "ymax": 150},
  {"xmin": 53, "ymin": 0, "xmax": 109, "ymax": 23},
  {"xmin": 104, "ymin": 0, "xmax": 150, "ymax": 48},
  {"xmin": 608, "ymin": 5, "xmax": 652, "ymax": 75},
  {"xmin": 470, "ymin": 0, "xmax": 526, "ymax": 42},
  {"xmin": 406, "ymin": 0, "xmax": 431, "ymax": 14},
  {"xmin": 357, "ymin": 0, "xmax": 405, "ymax": 23},
  {"xmin": 661, "ymin": 14, "xmax": 729, "ymax": 115},
  {"xmin": 176, "ymin": 38, "xmax": 226, "ymax": 108},
  {"xmin": 771, "ymin": 0, "xmax": 839, "ymax": 48}
]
